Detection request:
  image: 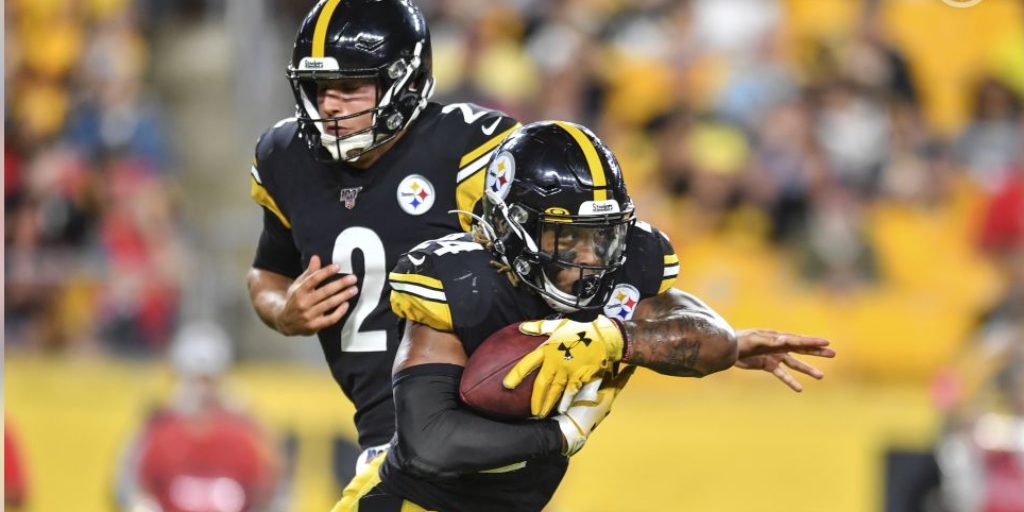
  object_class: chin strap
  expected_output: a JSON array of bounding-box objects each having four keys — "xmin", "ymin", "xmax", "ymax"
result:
[{"xmin": 320, "ymin": 130, "xmax": 375, "ymax": 161}]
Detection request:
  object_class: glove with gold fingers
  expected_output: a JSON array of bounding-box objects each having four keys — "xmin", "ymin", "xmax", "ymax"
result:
[{"xmin": 503, "ymin": 316, "xmax": 626, "ymax": 417}]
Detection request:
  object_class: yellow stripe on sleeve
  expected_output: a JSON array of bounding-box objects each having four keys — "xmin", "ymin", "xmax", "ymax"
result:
[
  {"xmin": 658, "ymin": 277, "xmax": 677, "ymax": 294},
  {"xmin": 664, "ymin": 254, "xmax": 679, "ymax": 265},
  {"xmin": 250, "ymin": 177, "xmax": 291, "ymax": 229},
  {"xmin": 390, "ymin": 290, "xmax": 454, "ymax": 332},
  {"xmin": 455, "ymin": 170, "xmax": 487, "ymax": 231},
  {"xmin": 554, "ymin": 121, "xmax": 607, "ymax": 201},
  {"xmin": 312, "ymin": 0, "xmax": 343, "ymax": 58},
  {"xmin": 389, "ymin": 272, "xmax": 444, "ymax": 290},
  {"xmin": 459, "ymin": 123, "xmax": 521, "ymax": 168}
]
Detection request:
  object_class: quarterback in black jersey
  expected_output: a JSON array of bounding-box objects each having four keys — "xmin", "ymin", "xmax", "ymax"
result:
[
  {"xmin": 334, "ymin": 122, "xmax": 836, "ymax": 512},
  {"xmin": 245, "ymin": 0, "xmax": 521, "ymax": 462}
]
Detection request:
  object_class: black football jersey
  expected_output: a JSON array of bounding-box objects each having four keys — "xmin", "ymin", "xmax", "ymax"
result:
[
  {"xmin": 249, "ymin": 102, "xmax": 521, "ymax": 448},
  {"xmin": 380, "ymin": 221, "xmax": 677, "ymax": 512}
]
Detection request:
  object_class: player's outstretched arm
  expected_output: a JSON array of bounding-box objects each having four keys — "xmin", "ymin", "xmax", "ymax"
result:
[
  {"xmin": 247, "ymin": 255, "xmax": 359, "ymax": 336},
  {"xmin": 624, "ymin": 288, "xmax": 738, "ymax": 378},
  {"xmin": 734, "ymin": 329, "xmax": 836, "ymax": 392},
  {"xmin": 503, "ymin": 288, "xmax": 737, "ymax": 417}
]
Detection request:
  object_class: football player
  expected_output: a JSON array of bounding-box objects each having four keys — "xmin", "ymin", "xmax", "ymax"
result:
[
  {"xmin": 334, "ymin": 121, "xmax": 835, "ymax": 511},
  {"xmin": 245, "ymin": 0, "xmax": 521, "ymax": 469}
]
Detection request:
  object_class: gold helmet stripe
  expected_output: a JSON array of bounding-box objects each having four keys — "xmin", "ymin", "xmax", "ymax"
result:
[
  {"xmin": 554, "ymin": 121, "xmax": 607, "ymax": 202},
  {"xmin": 313, "ymin": 0, "xmax": 344, "ymax": 58}
]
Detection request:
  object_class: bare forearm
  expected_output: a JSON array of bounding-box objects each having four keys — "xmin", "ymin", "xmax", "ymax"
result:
[
  {"xmin": 247, "ymin": 268, "xmax": 289, "ymax": 333},
  {"xmin": 624, "ymin": 289, "xmax": 737, "ymax": 377}
]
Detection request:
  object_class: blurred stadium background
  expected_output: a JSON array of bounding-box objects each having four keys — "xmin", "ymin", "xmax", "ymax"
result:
[{"xmin": 4, "ymin": 0, "xmax": 1023, "ymax": 510}]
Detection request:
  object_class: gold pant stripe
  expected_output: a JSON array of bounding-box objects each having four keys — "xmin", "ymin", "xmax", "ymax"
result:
[{"xmin": 332, "ymin": 451, "xmax": 430, "ymax": 512}]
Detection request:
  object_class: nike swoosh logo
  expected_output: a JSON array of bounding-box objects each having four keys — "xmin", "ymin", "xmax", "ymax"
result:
[
  {"xmin": 408, "ymin": 254, "xmax": 425, "ymax": 266},
  {"xmin": 481, "ymin": 118, "xmax": 502, "ymax": 136}
]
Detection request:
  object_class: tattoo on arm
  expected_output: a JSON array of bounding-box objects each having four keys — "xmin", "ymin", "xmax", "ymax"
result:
[{"xmin": 624, "ymin": 289, "xmax": 737, "ymax": 377}]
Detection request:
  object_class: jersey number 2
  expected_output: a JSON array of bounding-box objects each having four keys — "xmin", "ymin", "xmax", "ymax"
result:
[{"xmin": 332, "ymin": 227, "xmax": 387, "ymax": 352}]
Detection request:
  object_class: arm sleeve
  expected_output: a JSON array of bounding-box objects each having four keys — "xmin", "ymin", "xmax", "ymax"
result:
[
  {"xmin": 389, "ymin": 363, "xmax": 564, "ymax": 479},
  {"xmin": 252, "ymin": 209, "xmax": 302, "ymax": 278}
]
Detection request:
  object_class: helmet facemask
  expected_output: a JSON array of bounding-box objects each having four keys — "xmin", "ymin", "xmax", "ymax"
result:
[
  {"xmin": 287, "ymin": 43, "xmax": 435, "ymax": 163},
  {"xmin": 482, "ymin": 189, "xmax": 636, "ymax": 313}
]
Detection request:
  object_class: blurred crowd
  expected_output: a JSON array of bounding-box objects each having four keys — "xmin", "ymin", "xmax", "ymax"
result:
[{"xmin": 5, "ymin": 0, "xmax": 186, "ymax": 356}]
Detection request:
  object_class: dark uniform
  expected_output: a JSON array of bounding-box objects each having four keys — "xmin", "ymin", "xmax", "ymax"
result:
[
  {"xmin": 335, "ymin": 221, "xmax": 677, "ymax": 512},
  {"xmin": 249, "ymin": 102, "xmax": 520, "ymax": 448}
]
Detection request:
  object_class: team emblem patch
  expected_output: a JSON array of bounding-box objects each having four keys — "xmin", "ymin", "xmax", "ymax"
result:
[
  {"xmin": 397, "ymin": 174, "xmax": 435, "ymax": 215},
  {"xmin": 604, "ymin": 284, "xmax": 641, "ymax": 320},
  {"xmin": 486, "ymin": 151, "xmax": 515, "ymax": 199}
]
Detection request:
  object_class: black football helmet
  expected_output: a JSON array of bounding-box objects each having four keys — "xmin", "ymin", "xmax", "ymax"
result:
[
  {"xmin": 477, "ymin": 121, "xmax": 636, "ymax": 312},
  {"xmin": 287, "ymin": 0, "xmax": 435, "ymax": 162}
]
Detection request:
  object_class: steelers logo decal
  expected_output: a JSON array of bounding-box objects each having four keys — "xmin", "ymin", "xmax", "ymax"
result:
[
  {"xmin": 397, "ymin": 174, "xmax": 435, "ymax": 215},
  {"xmin": 604, "ymin": 284, "xmax": 641, "ymax": 321},
  {"xmin": 486, "ymin": 151, "xmax": 515, "ymax": 200}
]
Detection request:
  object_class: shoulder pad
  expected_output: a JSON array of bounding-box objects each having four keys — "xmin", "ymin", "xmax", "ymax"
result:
[
  {"xmin": 389, "ymin": 233, "xmax": 491, "ymax": 332},
  {"xmin": 440, "ymin": 103, "xmax": 520, "ymax": 168},
  {"xmin": 247, "ymin": 117, "xmax": 296, "ymax": 230},
  {"xmin": 441, "ymin": 103, "xmax": 522, "ymax": 231},
  {"xmin": 249, "ymin": 119, "xmax": 297, "ymax": 229},
  {"xmin": 629, "ymin": 220, "xmax": 679, "ymax": 296},
  {"xmin": 254, "ymin": 117, "xmax": 298, "ymax": 163}
]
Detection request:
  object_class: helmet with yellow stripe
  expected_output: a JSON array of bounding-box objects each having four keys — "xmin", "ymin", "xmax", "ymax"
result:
[
  {"xmin": 478, "ymin": 121, "xmax": 636, "ymax": 312},
  {"xmin": 287, "ymin": 0, "xmax": 434, "ymax": 162}
]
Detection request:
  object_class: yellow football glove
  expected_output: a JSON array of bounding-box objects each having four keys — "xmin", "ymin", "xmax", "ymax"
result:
[
  {"xmin": 554, "ymin": 365, "xmax": 636, "ymax": 456},
  {"xmin": 503, "ymin": 315, "xmax": 625, "ymax": 417}
]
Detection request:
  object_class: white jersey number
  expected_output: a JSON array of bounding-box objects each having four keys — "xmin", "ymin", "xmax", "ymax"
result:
[
  {"xmin": 332, "ymin": 227, "xmax": 388, "ymax": 352},
  {"xmin": 410, "ymin": 232, "xmax": 484, "ymax": 256}
]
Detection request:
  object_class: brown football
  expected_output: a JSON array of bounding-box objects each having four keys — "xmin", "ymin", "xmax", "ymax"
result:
[{"xmin": 459, "ymin": 323, "xmax": 545, "ymax": 420}]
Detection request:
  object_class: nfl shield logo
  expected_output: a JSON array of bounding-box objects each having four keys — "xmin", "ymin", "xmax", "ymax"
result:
[{"xmin": 340, "ymin": 187, "xmax": 362, "ymax": 209}]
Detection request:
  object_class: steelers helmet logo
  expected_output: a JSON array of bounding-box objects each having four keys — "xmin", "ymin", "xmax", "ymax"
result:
[
  {"xmin": 604, "ymin": 284, "xmax": 641, "ymax": 320},
  {"xmin": 486, "ymin": 151, "xmax": 515, "ymax": 200},
  {"xmin": 397, "ymin": 174, "xmax": 435, "ymax": 215}
]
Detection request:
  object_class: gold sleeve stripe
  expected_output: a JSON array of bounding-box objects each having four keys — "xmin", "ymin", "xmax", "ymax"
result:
[
  {"xmin": 554, "ymin": 121, "xmax": 607, "ymax": 201},
  {"xmin": 390, "ymin": 281, "xmax": 446, "ymax": 302},
  {"xmin": 455, "ymin": 169, "xmax": 487, "ymax": 231},
  {"xmin": 658, "ymin": 276, "xmax": 677, "ymax": 294},
  {"xmin": 459, "ymin": 123, "xmax": 521, "ymax": 168},
  {"xmin": 389, "ymin": 271, "xmax": 444, "ymax": 291},
  {"xmin": 250, "ymin": 177, "xmax": 291, "ymax": 229},
  {"xmin": 390, "ymin": 290, "xmax": 454, "ymax": 332},
  {"xmin": 664, "ymin": 254, "xmax": 679, "ymax": 265},
  {"xmin": 312, "ymin": 0, "xmax": 343, "ymax": 58},
  {"xmin": 456, "ymin": 149, "xmax": 493, "ymax": 184}
]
